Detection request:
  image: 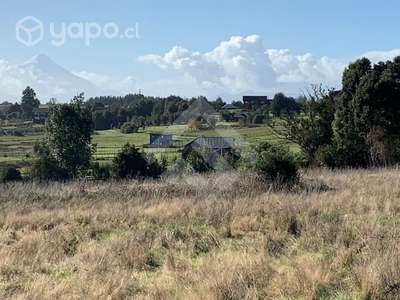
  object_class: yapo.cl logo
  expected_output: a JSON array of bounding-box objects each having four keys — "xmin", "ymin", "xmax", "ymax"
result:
[{"xmin": 16, "ymin": 16, "xmax": 44, "ymax": 47}]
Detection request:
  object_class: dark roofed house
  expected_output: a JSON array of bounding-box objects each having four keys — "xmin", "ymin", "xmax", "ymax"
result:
[
  {"xmin": 233, "ymin": 112, "xmax": 251, "ymax": 121},
  {"xmin": 32, "ymin": 107, "xmax": 50, "ymax": 124},
  {"xmin": 243, "ymin": 95, "xmax": 272, "ymax": 110},
  {"xmin": 149, "ymin": 133, "xmax": 174, "ymax": 148},
  {"xmin": 184, "ymin": 136, "xmax": 234, "ymax": 156},
  {"xmin": 221, "ymin": 103, "xmax": 240, "ymax": 110}
]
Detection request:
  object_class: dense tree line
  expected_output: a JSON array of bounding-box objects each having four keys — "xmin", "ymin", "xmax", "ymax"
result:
[
  {"xmin": 1, "ymin": 86, "xmax": 306, "ymax": 130},
  {"xmin": 87, "ymin": 94, "xmax": 231, "ymax": 130},
  {"xmin": 284, "ymin": 56, "xmax": 400, "ymax": 168}
]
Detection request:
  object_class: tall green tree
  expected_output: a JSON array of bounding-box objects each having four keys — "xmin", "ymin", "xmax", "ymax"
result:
[
  {"xmin": 210, "ymin": 97, "xmax": 226, "ymax": 110},
  {"xmin": 43, "ymin": 93, "xmax": 96, "ymax": 178},
  {"xmin": 231, "ymin": 100, "xmax": 243, "ymax": 109},
  {"xmin": 272, "ymin": 92, "xmax": 301, "ymax": 116},
  {"xmin": 333, "ymin": 58, "xmax": 372, "ymax": 167},
  {"xmin": 20, "ymin": 86, "xmax": 40, "ymax": 119},
  {"xmin": 282, "ymin": 85, "xmax": 336, "ymax": 164},
  {"xmin": 334, "ymin": 56, "xmax": 400, "ymax": 166}
]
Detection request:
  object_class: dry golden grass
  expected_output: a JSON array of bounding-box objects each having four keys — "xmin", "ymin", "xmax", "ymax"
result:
[{"xmin": 1, "ymin": 169, "xmax": 400, "ymax": 299}]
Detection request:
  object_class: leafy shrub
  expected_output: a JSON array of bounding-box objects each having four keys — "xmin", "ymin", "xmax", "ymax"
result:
[
  {"xmin": 313, "ymin": 144, "xmax": 337, "ymax": 168},
  {"xmin": 30, "ymin": 143, "xmax": 70, "ymax": 181},
  {"xmin": 120, "ymin": 123, "xmax": 138, "ymax": 134},
  {"xmin": 252, "ymin": 115, "xmax": 264, "ymax": 124},
  {"xmin": 11, "ymin": 131, "xmax": 24, "ymax": 137},
  {"xmin": 146, "ymin": 154, "xmax": 168, "ymax": 178},
  {"xmin": 91, "ymin": 161, "xmax": 112, "ymax": 181},
  {"xmin": 214, "ymin": 154, "xmax": 237, "ymax": 172},
  {"xmin": 111, "ymin": 143, "xmax": 165, "ymax": 179},
  {"xmin": 257, "ymin": 144, "xmax": 299, "ymax": 185},
  {"xmin": 239, "ymin": 142, "xmax": 299, "ymax": 186},
  {"xmin": 293, "ymin": 150, "xmax": 313, "ymax": 168},
  {"xmin": 167, "ymin": 157, "xmax": 189, "ymax": 174},
  {"xmin": 0, "ymin": 166, "xmax": 22, "ymax": 183},
  {"xmin": 181, "ymin": 147, "xmax": 213, "ymax": 173}
]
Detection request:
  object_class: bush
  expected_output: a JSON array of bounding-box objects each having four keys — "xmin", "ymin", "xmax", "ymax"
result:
[
  {"xmin": 91, "ymin": 161, "xmax": 112, "ymax": 181},
  {"xmin": 0, "ymin": 166, "xmax": 22, "ymax": 183},
  {"xmin": 120, "ymin": 123, "xmax": 138, "ymax": 134},
  {"xmin": 146, "ymin": 154, "xmax": 168, "ymax": 178},
  {"xmin": 252, "ymin": 115, "xmax": 264, "ymax": 124},
  {"xmin": 293, "ymin": 150, "xmax": 313, "ymax": 168},
  {"xmin": 214, "ymin": 154, "xmax": 238, "ymax": 172},
  {"xmin": 181, "ymin": 147, "xmax": 213, "ymax": 173},
  {"xmin": 167, "ymin": 157, "xmax": 189, "ymax": 174},
  {"xmin": 258, "ymin": 145, "xmax": 299, "ymax": 185},
  {"xmin": 239, "ymin": 142, "xmax": 299, "ymax": 186},
  {"xmin": 30, "ymin": 143, "xmax": 70, "ymax": 181},
  {"xmin": 11, "ymin": 131, "xmax": 24, "ymax": 137},
  {"xmin": 111, "ymin": 143, "xmax": 166, "ymax": 179},
  {"xmin": 313, "ymin": 144, "xmax": 337, "ymax": 168}
]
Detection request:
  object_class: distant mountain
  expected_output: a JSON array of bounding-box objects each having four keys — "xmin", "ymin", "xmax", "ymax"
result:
[
  {"xmin": 20, "ymin": 54, "xmax": 90, "ymax": 86},
  {"xmin": 16, "ymin": 54, "xmax": 116, "ymax": 102}
]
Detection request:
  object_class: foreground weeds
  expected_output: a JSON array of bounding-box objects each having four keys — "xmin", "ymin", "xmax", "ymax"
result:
[{"xmin": 1, "ymin": 169, "xmax": 400, "ymax": 299}]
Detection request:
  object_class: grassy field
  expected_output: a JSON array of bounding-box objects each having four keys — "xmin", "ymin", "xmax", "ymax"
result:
[
  {"xmin": 0, "ymin": 122, "xmax": 297, "ymax": 165},
  {"xmin": 1, "ymin": 169, "xmax": 400, "ymax": 299}
]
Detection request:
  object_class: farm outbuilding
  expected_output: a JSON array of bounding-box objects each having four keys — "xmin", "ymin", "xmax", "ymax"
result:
[
  {"xmin": 184, "ymin": 136, "xmax": 234, "ymax": 156},
  {"xmin": 149, "ymin": 133, "xmax": 174, "ymax": 148}
]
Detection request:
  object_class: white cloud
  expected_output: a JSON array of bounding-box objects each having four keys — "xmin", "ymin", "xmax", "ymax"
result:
[
  {"xmin": 72, "ymin": 71, "xmax": 139, "ymax": 95},
  {"xmin": 139, "ymin": 35, "xmax": 400, "ymax": 94},
  {"xmin": 0, "ymin": 60, "xmax": 26, "ymax": 98},
  {"xmin": 356, "ymin": 49, "xmax": 400, "ymax": 64},
  {"xmin": 2, "ymin": 36, "xmax": 400, "ymax": 102},
  {"xmin": 266, "ymin": 49, "xmax": 347, "ymax": 85},
  {"xmin": 138, "ymin": 35, "xmax": 276, "ymax": 94}
]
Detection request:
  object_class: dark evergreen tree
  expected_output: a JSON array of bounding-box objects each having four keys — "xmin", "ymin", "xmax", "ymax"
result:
[{"xmin": 20, "ymin": 86, "xmax": 40, "ymax": 119}]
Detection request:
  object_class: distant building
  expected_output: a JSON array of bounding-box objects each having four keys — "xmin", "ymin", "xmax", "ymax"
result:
[
  {"xmin": 243, "ymin": 96, "xmax": 271, "ymax": 110},
  {"xmin": 184, "ymin": 136, "xmax": 234, "ymax": 156},
  {"xmin": 221, "ymin": 103, "xmax": 240, "ymax": 110},
  {"xmin": 32, "ymin": 107, "xmax": 50, "ymax": 124},
  {"xmin": 233, "ymin": 112, "xmax": 252, "ymax": 121},
  {"xmin": 149, "ymin": 133, "xmax": 174, "ymax": 148}
]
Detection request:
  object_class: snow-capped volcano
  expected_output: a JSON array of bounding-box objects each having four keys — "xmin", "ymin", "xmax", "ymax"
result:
[
  {"xmin": 18, "ymin": 54, "xmax": 104, "ymax": 100},
  {"xmin": 20, "ymin": 54, "xmax": 88, "ymax": 84},
  {"xmin": 0, "ymin": 53, "xmax": 139, "ymax": 102}
]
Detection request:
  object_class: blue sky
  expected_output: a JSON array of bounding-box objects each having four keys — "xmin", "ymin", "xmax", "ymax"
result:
[{"xmin": 1, "ymin": 0, "xmax": 400, "ymax": 101}]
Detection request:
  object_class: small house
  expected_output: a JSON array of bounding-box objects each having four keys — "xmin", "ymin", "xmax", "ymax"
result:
[
  {"xmin": 149, "ymin": 133, "xmax": 174, "ymax": 148},
  {"xmin": 243, "ymin": 96, "xmax": 272, "ymax": 110},
  {"xmin": 184, "ymin": 136, "xmax": 234, "ymax": 156},
  {"xmin": 221, "ymin": 104, "xmax": 240, "ymax": 110},
  {"xmin": 233, "ymin": 112, "xmax": 252, "ymax": 121},
  {"xmin": 32, "ymin": 107, "xmax": 50, "ymax": 124}
]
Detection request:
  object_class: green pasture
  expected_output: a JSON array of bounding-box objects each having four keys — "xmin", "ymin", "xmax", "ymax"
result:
[{"xmin": 0, "ymin": 121, "xmax": 299, "ymax": 166}]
